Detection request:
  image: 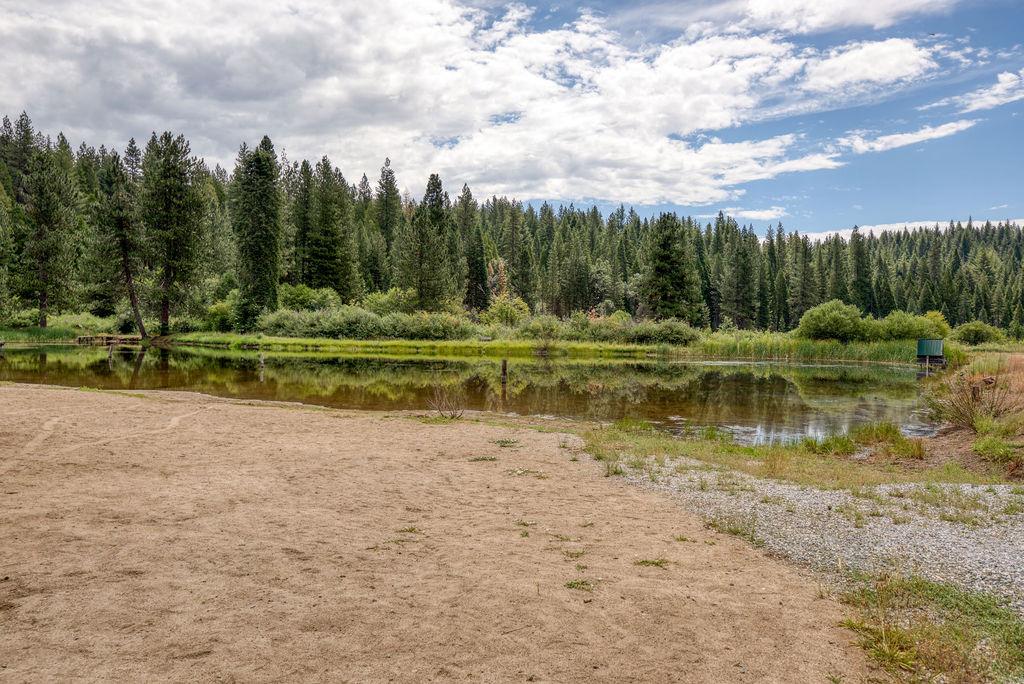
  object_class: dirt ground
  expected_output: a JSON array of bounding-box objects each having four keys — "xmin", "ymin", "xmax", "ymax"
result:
[{"xmin": 1, "ymin": 384, "xmax": 869, "ymax": 682}]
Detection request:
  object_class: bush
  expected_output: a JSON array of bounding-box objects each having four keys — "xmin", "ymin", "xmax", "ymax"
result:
[
  {"xmin": 479, "ymin": 294, "xmax": 530, "ymax": 327},
  {"xmin": 49, "ymin": 312, "xmax": 119, "ymax": 333},
  {"xmin": 360, "ymin": 287, "xmax": 416, "ymax": 316},
  {"xmin": 924, "ymin": 311, "xmax": 951, "ymax": 339},
  {"xmin": 522, "ymin": 314, "xmax": 565, "ymax": 343},
  {"xmin": 878, "ymin": 310, "xmax": 945, "ymax": 341},
  {"xmin": 205, "ymin": 300, "xmax": 234, "ymax": 332},
  {"xmin": 2, "ymin": 308, "xmax": 38, "ymax": 328},
  {"xmin": 796, "ymin": 300, "xmax": 868, "ymax": 343},
  {"xmin": 952, "ymin": 321, "xmax": 1005, "ymax": 346},
  {"xmin": 628, "ymin": 319, "xmax": 701, "ymax": 345},
  {"xmin": 383, "ymin": 312, "xmax": 478, "ymax": 340},
  {"xmin": 279, "ymin": 283, "xmax": 342, "ymax": 312}
]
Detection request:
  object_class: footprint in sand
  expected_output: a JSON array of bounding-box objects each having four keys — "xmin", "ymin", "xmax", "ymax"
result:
[
  {"xmin": 20, "ymin": 416, "xmax": 63, "ymax": 455},
  {"xmin": 56, "ymin": 409, "xmax": 206, "ymax": 455}
]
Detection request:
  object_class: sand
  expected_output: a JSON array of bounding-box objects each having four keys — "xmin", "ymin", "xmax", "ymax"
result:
[{"xmin": 1, "ymin": 384, "xmax": 869, "ymax": 682}]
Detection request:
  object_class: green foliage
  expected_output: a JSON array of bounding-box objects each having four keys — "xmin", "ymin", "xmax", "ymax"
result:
[
  {"xmin": 479, "ymin": 293, "xmax": 530, "ymax": 327},
  {"xmin": 796, "ymin": 300, "xmax": 868, "ymax": 342},
  {"xmin": 972, "ymin": 435, "xmax": 1021, "ymax": 467},
  {"xmin": 877, "ymin": 310, "xmax": 946, "ymax": 341},
  {"xmin": 3, "ymin": 113, "xmax": 1023, "ymax": 344},
  {"xmin": 952, "ymin": 320, "xmax": 1005, "ymax": 346},
  {"xmin": 141, "ymin": 131, "xmax": 206, "ymax": 335},
  {"xmin": 279, "ymin": 283, "xmax": 342, "ymax": 311},
  {"xmin": 803, "ymin": 433, "xmax": 857, "ymax": 456},
  {"xmin": 230, "ymin": 137, "xmax": 282, "ymax": 330}
]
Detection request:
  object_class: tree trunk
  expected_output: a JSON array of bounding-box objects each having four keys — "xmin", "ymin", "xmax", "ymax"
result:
[
  {"xmin": 160, "ymin": 293, "xmax": 170, "ymax": 336},
  {"xmin": 121, "ymin": 246, "xmax": 147, "ymax": 339},
  {"xmin": 38, "ymin": 289, "xmax": 47, "ymax": 328}
]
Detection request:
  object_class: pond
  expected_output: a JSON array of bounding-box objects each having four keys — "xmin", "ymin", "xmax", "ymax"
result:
[{"xmin": 0, "ymin": 345, "xmax": 935, "ymax": 444}]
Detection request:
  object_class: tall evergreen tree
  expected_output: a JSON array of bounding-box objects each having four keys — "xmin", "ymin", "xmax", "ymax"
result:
[
  {"xmin": 230, "ymin": 136, "xmax": 282, "ymax": 329},
  {"xmin": 140, "ymin": 131, "xmax": 206, "ymax": 335},
  {"xmin": 848, "ymin": 227, "xmax": 874, "ymax": 313},
  {"xmin": 640, "ymin": 213, "xmax": 706, "ymax": 325},
  {"xmin": 375, "ymin": 158, "xmax": 402, "ymax": 252},
  {"xmin": 395, "ymin": 174, "xmax": 452, "ymax": 310},
  {"xmin": 24, "ymin": 142, "xmax": 80, "ymax": 326},
  {"xmin": 96, "ymin": 151, "xmax": 147, "ymax": 337}
]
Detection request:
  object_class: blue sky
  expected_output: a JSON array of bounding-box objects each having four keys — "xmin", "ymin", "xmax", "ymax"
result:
[{"xmin": 3, "ymin": 0, "xmax": 1023, "ymax": 235}]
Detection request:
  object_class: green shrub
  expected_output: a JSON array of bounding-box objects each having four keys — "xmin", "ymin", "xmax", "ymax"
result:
[
  {"xmin": 360, "ymin": 287, "xmax": 416, "ymax": 316},
  {"xmin": 4, "ymin": 308, "xmax": 42, "ymax": 328},
  {"xmin": 206, "ymin": 300, "xmax": 234, "ymax": 332},
  {"xmin": 383, "ymin": 311, "xmax": 478, "ymax": 340},
  {"xmin": 479, "ymin": 294, "xmax": 530, "ymax": 327},
  {"xmin": 796, "ymin": 300, "xmax": 867, "ymax": 342},
  {"xmin": 803, "ymin": 433, "xmax": 857, "ymax": 456},
  {"xmin": 953, "ymin": 321, "xmax": 1005, "ymax": 346},
  {"xmin": 628, "ymin": 319, "xmax": 701, "ymax": 345},
  {"xmin": 50, "ymin": 312, "xmax": 118, "ymax": 333},
  {"xmin": 279, "ymin": 283, "xmax": 342, "ymax": 312},
  {"xmin": 972, "ymin": 435, "xmax": 1019, "ymax": 466},
  {"xmin": 318, "ymin": 307, "xmax": 388, "ymax": 339},
  {"xmin": 924, "ymin": 311, "xmax": 951, "ymax": 339},
  {"xmin": 522, "ymin": 314, "xmax": 565, "ymax": 342},
  {"xmin": 878, "ymin": 310, "xmax": 945, "ymax": 341}
]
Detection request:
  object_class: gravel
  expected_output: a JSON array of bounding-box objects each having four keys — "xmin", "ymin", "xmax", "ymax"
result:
[{"xmin": 623, "ymin": 457, "xmax": 1024, "ymax": 614}]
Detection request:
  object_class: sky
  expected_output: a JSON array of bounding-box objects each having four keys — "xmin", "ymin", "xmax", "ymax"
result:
[{"xmin": 2, "ymin": 0, "xmax": 1023, "ymax": 235}]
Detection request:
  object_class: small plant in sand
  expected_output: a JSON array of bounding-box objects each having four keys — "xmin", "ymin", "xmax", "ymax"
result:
[
  {"xmin": 706, "ymin": 512, "xmax": 764, "ymax": 547},
  {"xmin": 428, "ymin": 382, "xmax": 466, "ymax": 420},
  {"xmin": 634, "ymin": 558, "xmax": 669, "ymax": 568},
  {"xmin": 492, "ymin": 438, "xmax": 520, "ymax": 448},
  {"xmin": 468, "ymin": 455, "xmax": 497, "ymax": 462},
  {"xmin": 565, "ymin": 579, "xmax": 595, "ymax": 592}
]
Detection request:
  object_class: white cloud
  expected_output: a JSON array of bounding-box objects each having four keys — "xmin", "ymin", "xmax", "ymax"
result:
[
  {"xmin": 610, "ymin": 0, "xmax": 961, "ymax": 36},
  {"xmin": 922, "ymin": 68, "xmax": 1024, "ymax": 113},
  {"xmin": 724, "ymin": 206, "xmax": 787, "ymax": 220},
  {"xmin": 803, "ymin": 218, "xmax": 1024, "ymax": 242},
  {"xmin": 741, "ymin": 0, "xmax": 960, "ymax": 33},
  {"xmin": 0, "ymin": 0, "xmax": 978, "ymax": 206},
  {"xmin": 837, "ymin": 119, "xmax": 977, "ymax": 154},
  {"xmin": 802, "ymin": 39, "xmax": 937, "ymax": 93}
]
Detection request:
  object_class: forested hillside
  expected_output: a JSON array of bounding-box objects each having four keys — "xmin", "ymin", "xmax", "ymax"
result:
[{"xmin": 1, "ymin": 112, "xmax": 1021, "ymax": 338}]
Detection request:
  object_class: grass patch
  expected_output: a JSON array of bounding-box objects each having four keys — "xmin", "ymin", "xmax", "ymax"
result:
[
  {"xmin": 505, "ymin": 468, "xmax": 546, "ymax": 479},
  {"xmin": 583, "ymin": 424, "xmax": 1007, "ymax": 490},
  {"xmin": 468, "ymin": 455, "xmax": 497, "ymax": 462},
  {"xmin": 172, "ymin": 330, "xmax": 936, "ymax": 364},
  {"xmin": 841, "ymin": 573, "xmax": 1024, "ymax": 681},
  {"xmin": 973, "ymin": 435, "xmax": 1022, "ymax": 466},
  {"xmin": 564, "ymin": 579, "xmax": 595, "ymax": 592},
  {"xmin": 492, "ymin": 438, "xmax": 520, "ymax": 448},
  {"xmin": 705, "ymin": 512, "xmax": 764, "ymax": 547},
  {"xmin": 634, "ymin": 558, "xmax": 669, "ymax": 568}
]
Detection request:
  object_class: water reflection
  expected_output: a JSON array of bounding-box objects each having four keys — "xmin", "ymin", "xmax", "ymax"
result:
[{"xmin": 0, "ymin": 345, "xmax": 933, "ymax": 444}]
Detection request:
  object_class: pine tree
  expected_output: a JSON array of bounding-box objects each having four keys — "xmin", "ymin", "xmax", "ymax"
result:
[
  {"xmin": 464, "ymin": 224, "xmax": 489, "ymax": 311},
  {"xmin": 306, "ymin": 156, "xmax": 358, "ymax": 300},
  {"xmin": 292, "ymin": 160, "xmax": 314, "ymax": 283},
  {"xmin": 640, "ymin": 213, "xmax": 706, "ymax": 325},
  {"xmin": 24, "ymin": 142, "xmax": 80, "ymax": 326},
  {"xmin": 848, "ymin": 227, "xmax": 874, "ymax": 314},
  {"xmin": 96, "ymin": 151, "xmax": 147, "ymax": 337},
  {"xmin": 375, "ymin": 158, "xmax": 402, "ymax": 252},
  {"xmin": 395, "ymin": 174, "xmax": 452, "ymax": 310},
  {"xmin": 230, "ymin": 136, "xmax": 282, "ymax": 330},
  {"xmin": 140, "ymin": 131, "xmax": 206, "ymax": 335}
]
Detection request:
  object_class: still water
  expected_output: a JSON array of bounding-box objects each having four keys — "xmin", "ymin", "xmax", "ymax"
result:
[{"xmin": 0, "ymin": 345, "xmax": 934, "ymax": 444}]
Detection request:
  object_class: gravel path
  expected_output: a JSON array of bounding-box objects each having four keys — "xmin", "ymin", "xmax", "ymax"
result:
[{"xmin": 622, "ymin": 457, "xmax": 1024, "ymax": 613}]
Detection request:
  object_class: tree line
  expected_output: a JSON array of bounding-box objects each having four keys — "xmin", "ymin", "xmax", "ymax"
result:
[{"xmin": 1, "ymin": 112, "xmax": 1020, "ymax": 338}]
